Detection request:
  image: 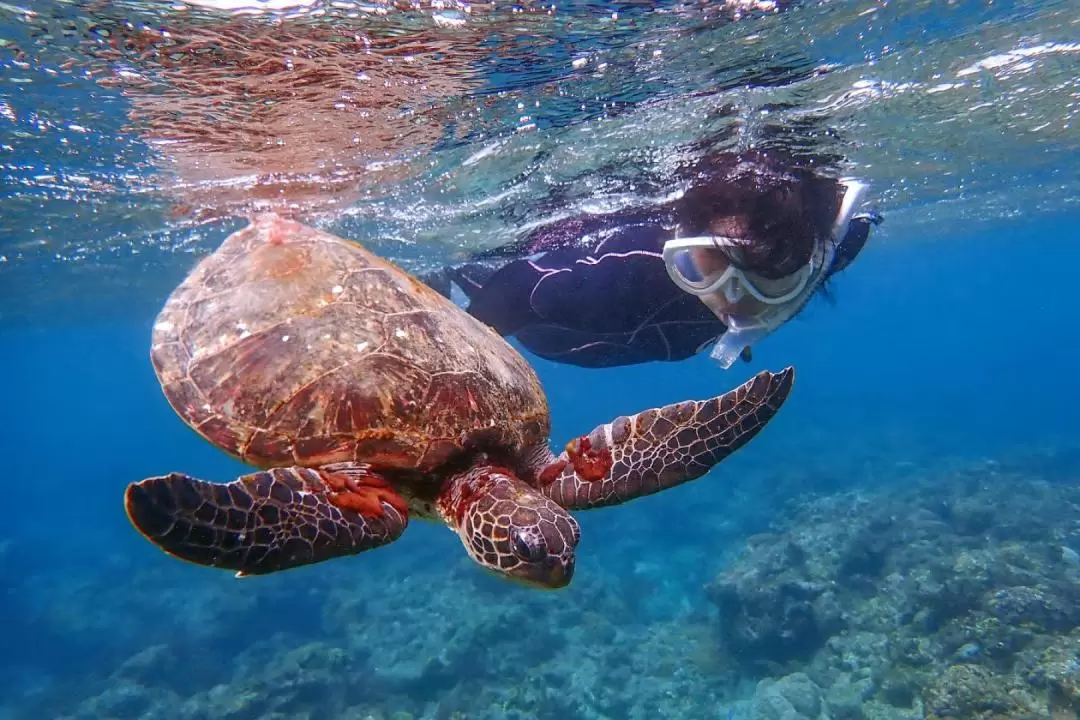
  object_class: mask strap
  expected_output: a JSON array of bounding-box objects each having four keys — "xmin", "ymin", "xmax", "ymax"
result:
[{"xmin": 831, "ymin": 179, "xmax": 869, "ymax": 243}]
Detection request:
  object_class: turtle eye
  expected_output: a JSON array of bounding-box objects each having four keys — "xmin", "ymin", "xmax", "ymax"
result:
[{"xmin": 510, "ymin": 529, "xmax": 546, "ymax": 563}]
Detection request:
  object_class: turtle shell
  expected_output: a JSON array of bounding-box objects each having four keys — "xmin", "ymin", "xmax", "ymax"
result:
[{"xmin": 150, "ymin": 213, "xmax": 550, "ymax": 474}]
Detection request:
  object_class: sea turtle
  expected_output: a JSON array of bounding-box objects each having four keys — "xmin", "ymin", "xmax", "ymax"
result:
[{"xmin": 124, "ymin": 213, "xmax": 794, "ymax": 588}]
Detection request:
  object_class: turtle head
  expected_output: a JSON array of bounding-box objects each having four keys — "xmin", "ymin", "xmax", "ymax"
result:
[{"xmin": 438, "ymin": 464, "xmax": 580, "ymax": 589}]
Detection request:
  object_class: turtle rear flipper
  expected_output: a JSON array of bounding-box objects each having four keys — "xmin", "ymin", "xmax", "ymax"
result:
[
  {"xmin": 125, "ymin": 466, "xmax": 408, "ymax": 576},
  {"xmin": 537, "ymin": 367, "xmax": 794, "ymax": 510}
]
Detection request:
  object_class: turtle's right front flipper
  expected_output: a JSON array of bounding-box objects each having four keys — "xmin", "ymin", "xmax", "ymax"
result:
[
  {"xmin": 124, "ymin": 466, "xmax": 408, "ymax": 576},
  {"xmin": 536, "ymin": 367, "xmax": 794, "ymax": 510}
]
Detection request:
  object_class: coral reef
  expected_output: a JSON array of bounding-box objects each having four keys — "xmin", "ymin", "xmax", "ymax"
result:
[
  {"xmin": 7, "ymin": 525, "xmax": 743, "ymax": 720},
  {"xmin": 3, "ymin": 456, "xmax": 1079, "ymax": 720},
  {"xmin": 707, "ymin": 463, "xmax": 1080, "ymax": 720}
]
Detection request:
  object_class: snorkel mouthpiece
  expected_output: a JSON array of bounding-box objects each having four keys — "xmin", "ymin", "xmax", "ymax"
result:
[{"xmin": 709, "ymin": 324, "xmax": 771, "ymax": 369}]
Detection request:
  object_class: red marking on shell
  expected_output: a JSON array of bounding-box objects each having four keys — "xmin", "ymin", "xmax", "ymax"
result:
[
  {"xmin": 351, "ymin": 434, "xmax": 423, "ymax": 470},
  {"xmin": 244, "ymin": 429, "xmax": 294, "ymax": 464},
  {"xmin": 332, "ymin": 387, "xmax": 384, "ymax": 436},
  {"xmin": 150, "ymin": 342, "xmax": 190, "ymax": 380},
  {"xmin": 416, "ymin": 439, "xmax": 460, "ymax": 471},
  {"xmin": 158, "ymin": 377, "xmax": 206, "ymax": 429},
  {"xmin": 293, "ymin": 435, "xmax": 354, "ymax": 466},
  {"xmin": 196, "ymin": 415, "xmax": 243, "ymax": 457},
  {"xmin": 423, "ymin": 373, "xmax": 492, "ymax": 422}
]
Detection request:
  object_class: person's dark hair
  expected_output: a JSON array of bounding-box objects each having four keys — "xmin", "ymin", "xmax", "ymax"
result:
[{"xmin": 670, "ymin": 150, "xmax": 844, "ymax": 280}]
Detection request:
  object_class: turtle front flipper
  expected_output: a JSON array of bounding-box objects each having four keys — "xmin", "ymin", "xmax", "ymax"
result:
[
  {"xmin": 534, "ymin": 367, "xmax": 794, "ymax": 510},
  {"xmin": 124, "ymin": 465, "xmax": 409, "ymax": 576}
]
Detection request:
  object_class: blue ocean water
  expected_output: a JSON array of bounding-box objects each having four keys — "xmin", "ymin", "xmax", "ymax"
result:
[
  {"xmin": 4, "ymin": 1, "xmax": 1080, "ymax": 718},
  {"xmin": 3, "ymin": 211, "xmax": 1079, "ymax": 718}
]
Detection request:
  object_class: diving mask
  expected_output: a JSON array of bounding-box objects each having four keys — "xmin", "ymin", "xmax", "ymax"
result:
[
  {"xmin": 663, "ymin": 178, "xmax": 869, "ymax": 368},
  {"xmin": 662, "ymin": 235, "xmax": 814, "ymax": 305}
]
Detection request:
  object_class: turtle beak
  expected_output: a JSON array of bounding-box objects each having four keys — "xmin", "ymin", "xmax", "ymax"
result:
[
  {"xmin": 495, "ymin": 556, "xmax": 575, "ymax": 590},
  {"xmin": 544, "ymin": 556, "xmax": 575, "ymax": 588},
  {"xmin": 519, "ymin": 555, "xmax": 575, "ymax": 590}
]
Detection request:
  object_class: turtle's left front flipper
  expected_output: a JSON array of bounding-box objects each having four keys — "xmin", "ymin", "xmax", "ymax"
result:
[
  {"xmin": 536, "ymin": 367, "xmax": 794, "ymax": 510},
  {"xmin": 124, "ymin": 466, "xmax": 408, "ymax": 576}
]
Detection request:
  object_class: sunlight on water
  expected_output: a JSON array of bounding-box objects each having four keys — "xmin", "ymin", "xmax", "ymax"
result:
[{"xmin": 1, "ymin": 0, "xmax": 1079, "ymax": 324}]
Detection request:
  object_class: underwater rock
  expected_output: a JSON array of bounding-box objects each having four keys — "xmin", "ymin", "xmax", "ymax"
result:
[
  {"xmin": 708, "ymin": 466, "xmax": 1080, "ymax": 720},
  {"xmin": 706, "ymin": 539, "xmax": 834, "ymax": 668},
  {"xmin": 1017, "ymin": 630, "xmax": 1080, "ymax": 719},
  {"xmin": 922, "ymin": 664, "xmax": 1042, "ymax": 719},
  {"xmin": 984, "ymin": 586, "xmax": 1076, "ymax": 632},
  {"xmin": 823, "ymin": 677, "xmax": 874, "ymax": 720},
  {"xmin": 771, "ymin": 672, "xmax": 826, "ymax": 717},
  {"xmin": 806, "ymin": 630, "xmax": 893, "ymax": 703},
  {"xmin": 707, "ymin": 502, "xmax": 911, "ymax": 670},
  {"xmin": 750, "ymin": 672, "xmax": 830, "ymax": 720}
]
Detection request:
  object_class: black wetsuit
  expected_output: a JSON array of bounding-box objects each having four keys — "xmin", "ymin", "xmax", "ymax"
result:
[{"xmin": 425, "ymin": 211, "xmax": 880, "ymax": 368}]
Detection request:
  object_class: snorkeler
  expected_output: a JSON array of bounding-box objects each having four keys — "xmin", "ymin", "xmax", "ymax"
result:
[{"xmin": 424, "ymin": 149, "xmax": 882, "ymax": 369}]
